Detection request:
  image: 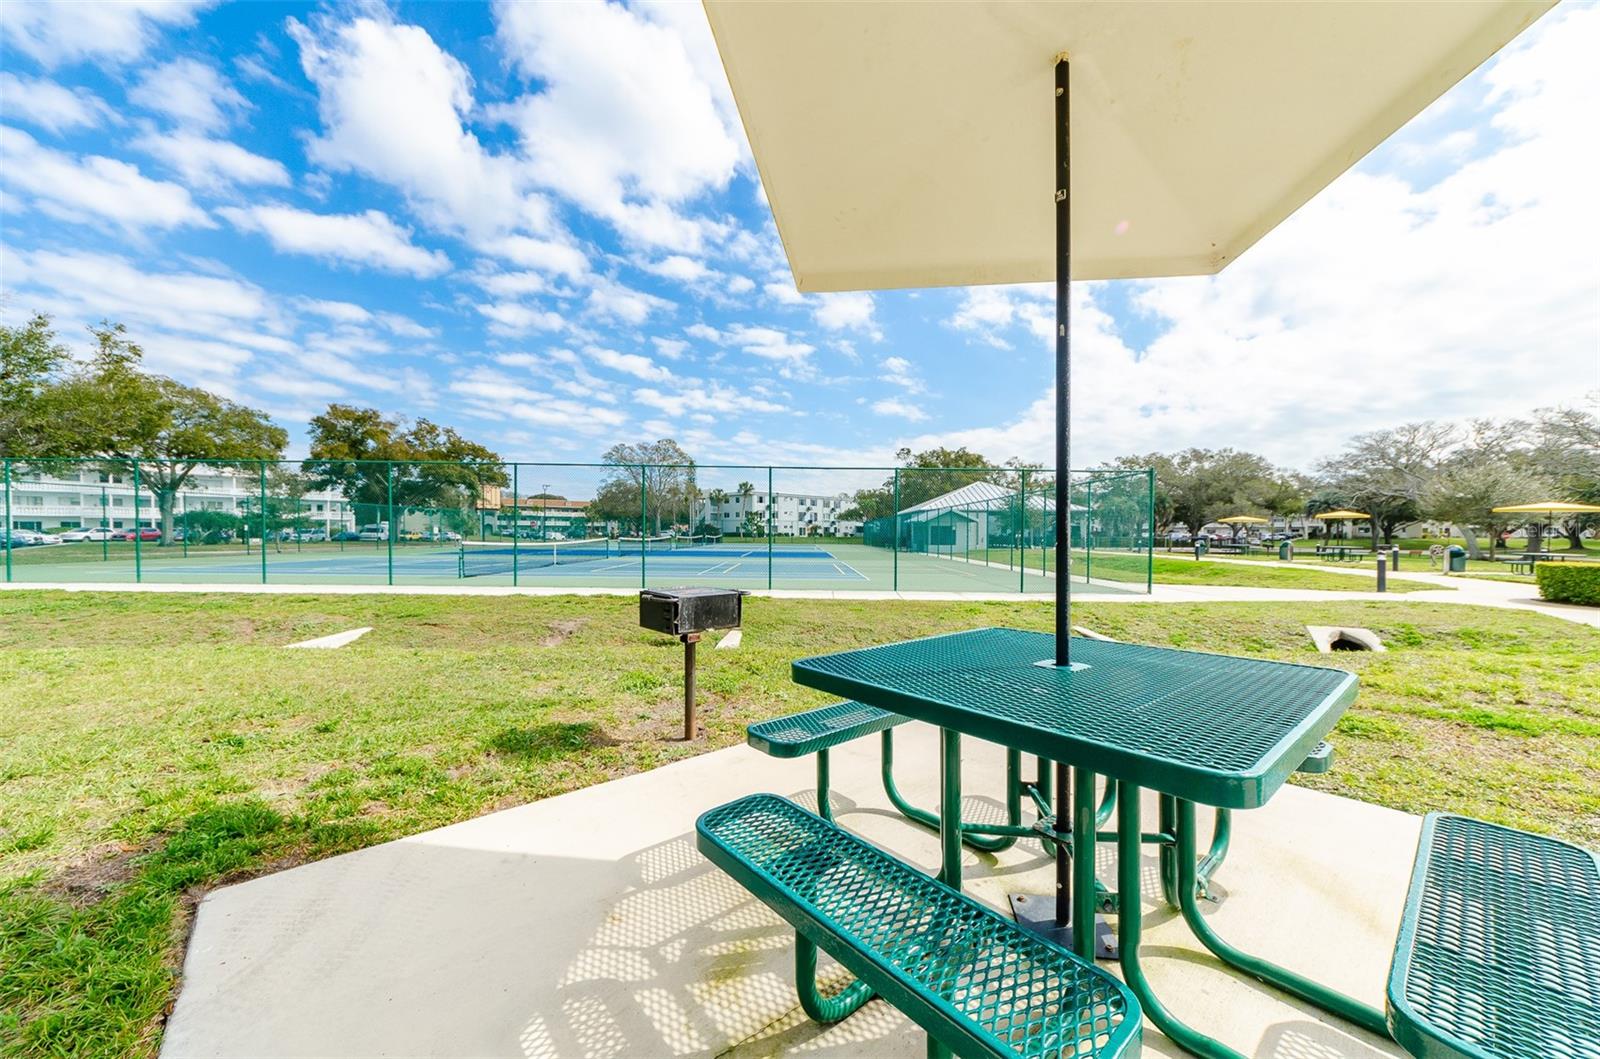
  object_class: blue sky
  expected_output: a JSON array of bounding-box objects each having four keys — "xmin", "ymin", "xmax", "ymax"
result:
[{"xmin": 2, "ymin": 1, "xmax": 1595, "ymax": 474}]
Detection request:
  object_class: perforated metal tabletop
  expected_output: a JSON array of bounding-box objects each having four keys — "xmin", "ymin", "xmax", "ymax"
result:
[{"xmin": 792, "ymin": 627, "xmax": 1357, "ymax": 808}]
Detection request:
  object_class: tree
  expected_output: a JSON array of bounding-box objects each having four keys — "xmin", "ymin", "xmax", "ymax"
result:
[
  {"xmin": 47, "ymin": 323, "xmax": 288, "ymax": 545},
  {"xmin": 844, "ymin": 445, "xmax": 1002, "ymax": 524},
  {"xmin": 598, "ymin": 439, "xmax": 697, "ymax": 535},
  {"xmin": 1113, "ymin": 448, "xmax": 1283, "ymax": 538},
  {"xmin": 0, "ymin": 313, "xmax": 70, "ymax": 456},
  {"xmin": 1527, "ymin": 404, "xmax": 1600, "ymax": 550},
  {"xmin": 1317, "ymin": 422, "xmax": 1456, "ymax": 545},
  {"xmin": 1423, "ymin": 421, "xmax": 1551, "ymax": 559},
  {"xmin": 303, "ymin": 404, "xmax": 507, "ymax": 530}
]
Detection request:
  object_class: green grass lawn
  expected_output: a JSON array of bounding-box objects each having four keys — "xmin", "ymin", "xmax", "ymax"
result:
[{"xmin": 2, "ymin": 590, "xmax": 1596, "ymax": 1057}]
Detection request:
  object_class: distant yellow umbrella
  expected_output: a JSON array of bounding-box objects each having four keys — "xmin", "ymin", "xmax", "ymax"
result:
[
  {"xmin": 1491, "ymin": 501, "xmax": 1600, "ymax": 550},
  {"xmin": 1311, "ymin": 510, "xmax": 1373, "ymax": 550},
  {"xmin": 1490, "ymin": 501, "xmax": 1600, "ymax": 517}
]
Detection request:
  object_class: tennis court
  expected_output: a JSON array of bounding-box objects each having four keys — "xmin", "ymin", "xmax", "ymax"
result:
[{"xmin": 5, "ymin": 534, "xmax": 1148, "ymax": 594}]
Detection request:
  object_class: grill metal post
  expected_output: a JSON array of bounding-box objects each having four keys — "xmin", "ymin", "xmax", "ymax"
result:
[{"xmin": 682, "ymin": 632, "xmax": 701, "ymax": 740}]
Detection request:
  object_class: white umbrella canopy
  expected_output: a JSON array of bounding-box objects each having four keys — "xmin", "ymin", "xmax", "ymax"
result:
[{"xmin": 704, "ymin": 1, "xmax": 1553, "ymax": 292}]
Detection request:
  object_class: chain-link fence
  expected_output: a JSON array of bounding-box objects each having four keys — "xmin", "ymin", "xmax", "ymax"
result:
[{"xmin": 2, "ymin": 458, "xmax": 1152, "ymax": 595}]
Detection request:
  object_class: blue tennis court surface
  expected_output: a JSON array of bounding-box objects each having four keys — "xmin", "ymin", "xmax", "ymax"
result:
[{"xmin": 133, "ymin": 541, "xmax": 867, "ymax": 582}]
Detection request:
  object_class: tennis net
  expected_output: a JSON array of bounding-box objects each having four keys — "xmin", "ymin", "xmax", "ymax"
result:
[
  {"xmin": 614, "ymin": 535, "xmax": 674, "ymax": 555},
  {"xmin": 458, "ymin": 537, "xmax": 611, "ymax": 577}
]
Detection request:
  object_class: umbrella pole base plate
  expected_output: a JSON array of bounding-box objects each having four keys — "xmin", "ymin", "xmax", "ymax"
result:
[{"xmin": 1008, "ymin": 893, "xmax": 1118, "ymax": 960}]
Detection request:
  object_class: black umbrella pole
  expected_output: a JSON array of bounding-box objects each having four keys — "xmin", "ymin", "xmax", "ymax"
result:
[{"xmin": 1054, "ymin": 55, "xmax": 1071, "ymax": 668}]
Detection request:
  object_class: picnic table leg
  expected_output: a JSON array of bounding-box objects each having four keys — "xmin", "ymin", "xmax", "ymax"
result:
[
  {"xmin": 794, "ymin": 934, "xmax": 873, "ymax": 1023},
  {"xmin": 1174, "ymin": 799, "xmax": 1390, "ymax": 1039},
  {"xmin": 879, "ymin": 731, "xmax": 1024, "ymax": 851},
  {"xmin": 1072, "ymin": 767, "xmax": 1099, "ymax": 959},
  {"xmin": 939, "ymin": 727, "xmax": 962, "ymax": 890},
  {"xmin": 1116, "ymin": 781, "xmax": 1247, "ymax": 1059},
  {"xmin": 1055, "ymin": 761, "xmax": 1071, "ymax": 925}
]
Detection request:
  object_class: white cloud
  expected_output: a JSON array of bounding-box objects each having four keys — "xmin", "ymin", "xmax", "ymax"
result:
[
  {"xmin": 0, "ymin": 246, "xmax": 271, "ymax": 382},
  {"xmin": 132, "ymin": 130, "xmax": 290, "ymax": 190},
  {"xmin": 588, "ymin": 346, "xmax": 671, "ymax": 382},
  {"xmin": 763, "ymin": 280, "xmax": 805, "ymax": 306},
  {"xmin": 652, "ymin": 337, "xmax": 688, "ymax": 360},
  {"xmin": 879, "ymin": 355, "xmax": 925, "ymax": 394},
  {"xmin": 872, "ymin": 397, "xmax": 928, "ymax": 422},
  {"xmin": 474, "ymin": 270, "xmax": 549, "ymax": 298},
  {"xmin": 947, "ymin": 285, "xmax": 1052, "ymax": 349},
  {"xmin": 290, "ymin": 14, "xmax": 543, "ymax": 241},
  {"xmin": 296, "ymin": 298, "xmax": 372, "ymax": 325},
  {"xmin": 493, "ymin": 0, "xmax": 741, "ymax": 249},
  {"xmin": 128, "ymin": 58, "xmax": 248, "ymax": 132},
  {"xmin": 723, "ymin": 324, "xmax": 814, "ymax": 367},
  {"xmin": 585, "ymin": 278, "xmax": 672, "ymax": 325},
  {"xmin": 813, "ymin": 292, "xmax": 879, "ymax": 337},
  {"xmin": 685, "ymin": 323, "xmax": 720, "ymax": 342},
  {"xmin": 481, "ymin": 236, "xmax": 588, "ymax": 277},
  {"xmin": 0, "ymin": 125, "xmax": 210, "ymax": 230},
  {"xmin": 0, "ymin": 0, "xmax": 205, "ymax": 67},
  {"xmin": 219, "ymin": 205, "xmax": 450, "ymax": 277},
  {"xmin": 0, "ymin": 73, "xmax": 117, "ymax": 132},
  {"xmin": 644, "ymin": 254, "xmax": 710, "ymax": 282},
  {"xmin": 476, "ymin": 301, "xmax": 566, "ymax": 335}
]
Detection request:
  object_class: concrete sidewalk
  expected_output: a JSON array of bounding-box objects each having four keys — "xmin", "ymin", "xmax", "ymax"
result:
[
  {"xmin": 9, "ymin": 570, "xmax": 1595, "ymax": 628},
  {"xmin": 163, "ymin": 724, "xmax": 1414, "ymax": 1059}
]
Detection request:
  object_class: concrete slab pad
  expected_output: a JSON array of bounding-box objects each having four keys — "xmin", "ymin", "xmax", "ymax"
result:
[
  {"xmin": 284, "ymin": 627, "xmax": 372, "ymax": 649},
  {"xmin": 164, "ymin": 726, "xmax": 1416, "ymax": 1059}
]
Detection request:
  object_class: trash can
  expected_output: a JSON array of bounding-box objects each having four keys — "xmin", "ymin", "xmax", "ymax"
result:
[
  {"xmin": 1278, "ymin": 539, "xmax": 1293, "ymax": 561},
  {"xmin": 1446, "ymin": 545, "xmax": 1467, "ymax": 573},
  {"xmin": 1195, "ymin": 538, "xmax": 1209, "ymax": 556}
]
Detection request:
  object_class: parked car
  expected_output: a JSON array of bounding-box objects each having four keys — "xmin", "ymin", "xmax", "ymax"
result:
[
  {"xmin": 60, "ymin": 527, "xmax": 116, "ymax": 542},
  {"xmin": 112, "ymin": 528, "xmax": 162, "ymax": 542},
  {"xmin": 3, "ymin": 531, "xmax": 36, "ymax": 548},
  {"xmin": 294, "ymin": 529, "xmax": 328, "ymax": 543},
  {"xmin": 332, "ymin": 530, "xmax": 363, "ymax": 542},
  {"xmin": 9, "ymin": 529, "xmax": 61, "ymax": 545}
]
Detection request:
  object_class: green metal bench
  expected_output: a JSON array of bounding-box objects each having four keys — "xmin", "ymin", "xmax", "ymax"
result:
[
  {"xmin": 1387, "ymin": 813, "xmax": 1599, "ymax": 1059},
  {"xmin": 697, "ymin": 793, "xmax": 1143, "ymax": 1059},
  {"xmin": 747, "ymin": 701, "xmax": 910, "ymax": 823},
  {"xmin": 748, "ymin": 701, "xmax": 1032, "ymax": 853}
]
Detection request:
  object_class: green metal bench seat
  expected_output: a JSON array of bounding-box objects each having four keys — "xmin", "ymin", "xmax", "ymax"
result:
[
  {"xmin": 747, "ymin": 701, "xmax": 908, "ymax": 823},
  {"xmin": 1387, "ymin": 813, "xmax": 1600, "ymax": 1059},
  {"xmin": 1296, "ymin": 741, "xmax": 1334, "ymax": 774},
  {"xmin": 748, "ymin": 702, "xmax": 1034, "ymax": 853},
  {"xmin": 697, "ymin": 794, "xmax": 1143, "ymax": 1059},
  {"xmin": 747, "ymin": 700, "xmax": 907, "ymax": 758}
]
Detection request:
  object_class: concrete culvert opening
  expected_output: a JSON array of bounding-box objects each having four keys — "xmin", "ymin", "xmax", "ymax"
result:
[{"xmin": 1306, "ymin": 625, "xmax": 1386, "ymax": 654}]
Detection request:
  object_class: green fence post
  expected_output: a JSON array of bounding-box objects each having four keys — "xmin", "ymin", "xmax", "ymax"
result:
[
  {"xmin": 1018, "ymin": 469, "xmax": 1027, "ymax": 593},
  {"xmin": 259, "ymin": 460, "xmax": 268, "ymax": 583},
  {"xmin": 767, "ymin": 466, "xmax": 774, "ymax": 591},
  {"xmin": 132, "ymin": 462, "xmax": 143, "ymax": 582},
  {"xmin": 180, "ymin": 491, "xmax": 188, "ymax": 557},
  {"xmin": 892, "ymin": 467, "xmax": 900, "ymax": 591},
  {"xmin": 3, "ymin": 458, "xmax": 11, "ymax": 583},
  {"xmin": 386, "ymin": 462, "xmax": 395, "ymax": 586},
  {"xmin": 511, "ymin": 464, "xmax": 519, "ymax": 588},
  {"xmin": 1085, "ymin": 478, "xmax": 1093, "ymax": 585},
  {"xmin": 1147, "ymin": 469, "xmax": 1155, "ymax": 594},
  {"xmin": 639, "ymin": 464, "xmax": 647, "ymax": 589},
  {"xmin": 100, "ymin": 486, "xmax": 109, "ymax": 562}
]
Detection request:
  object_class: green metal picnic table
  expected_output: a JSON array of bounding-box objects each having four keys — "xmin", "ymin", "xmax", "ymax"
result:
[{"xmin": 792, "ymin": 626, "xmax": 1379, "ymax": 1059}]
